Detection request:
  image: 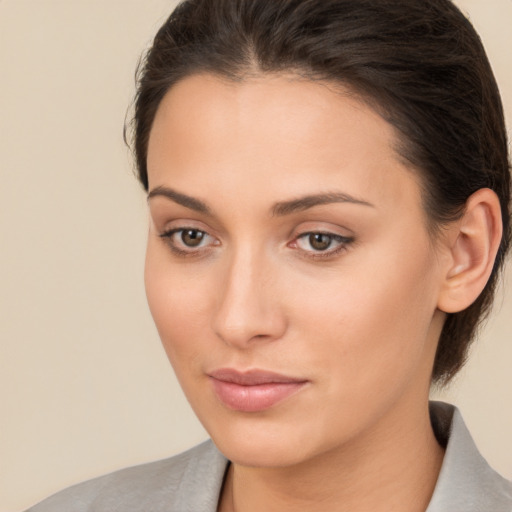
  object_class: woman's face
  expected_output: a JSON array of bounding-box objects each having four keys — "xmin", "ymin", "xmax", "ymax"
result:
[{"xmin": 145, "ymin": 73, "xmax": 447, "ymax": 467}]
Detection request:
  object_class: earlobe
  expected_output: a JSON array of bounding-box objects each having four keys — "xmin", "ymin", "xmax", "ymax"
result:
[{"xmin": 437, "ymin": 188, "xmax": 503, "ymax": 314}]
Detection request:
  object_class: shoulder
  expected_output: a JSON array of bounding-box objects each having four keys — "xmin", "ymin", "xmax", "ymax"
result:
[
  {"xmin": 428, "ymin": 401, "xmax": 512, "ymax": 512},
  {"xmin": 25, "ymin": 440, "xmax": 228, "ymax": 512}
]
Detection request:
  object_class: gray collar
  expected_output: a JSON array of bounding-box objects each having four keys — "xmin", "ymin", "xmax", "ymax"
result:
[{"xmin": 427, "ymin": 401, "xmax": 512, "ymax": 511}]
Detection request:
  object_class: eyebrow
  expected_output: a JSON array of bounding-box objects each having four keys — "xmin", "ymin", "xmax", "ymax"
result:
[
  {"xmin": 147, "ymin": 186, "xmax": 212, "ymax": 215},
  {"xmin": 147, "ymin": 186, "xmax": 374, "ymax": 216},
  {"xmin": 272, "ymin": 192, "xmax": 374, "ymax": 216}
]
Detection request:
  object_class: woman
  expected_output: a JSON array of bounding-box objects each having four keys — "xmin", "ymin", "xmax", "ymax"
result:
[{"xmin": 27, "ymin": 0, "xmax": 511, "ymax": 511}]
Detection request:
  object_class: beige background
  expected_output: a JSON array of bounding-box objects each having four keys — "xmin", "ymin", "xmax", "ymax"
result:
[{"xmin": 0, "ymin": 1, "xmax": 511, "ymax": 511}]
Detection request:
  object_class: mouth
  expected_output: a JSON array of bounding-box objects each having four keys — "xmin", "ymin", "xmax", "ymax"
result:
[{"xmin": 208, "ymin": 368, "xmax": 309, "ymax": 412}]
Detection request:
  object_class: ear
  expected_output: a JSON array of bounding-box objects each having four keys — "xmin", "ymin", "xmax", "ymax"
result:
[{"xmin": 437, "ymin": 188, "xmax": 503, "ymax": 314}]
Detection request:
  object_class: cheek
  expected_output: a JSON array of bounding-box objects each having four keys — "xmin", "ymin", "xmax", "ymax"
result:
[
  {"xmin": 144, "ymin": 240, "xmax": 212, "ymax": 366},
  {"xmin": 294, "ymin": 241, "xmax": 439, "ymax": 388}
]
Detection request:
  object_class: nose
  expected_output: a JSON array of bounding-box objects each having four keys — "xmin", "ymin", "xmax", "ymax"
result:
[{"xmin": 212, "ymin": 247, "xmax": 287, "ymax": 349}]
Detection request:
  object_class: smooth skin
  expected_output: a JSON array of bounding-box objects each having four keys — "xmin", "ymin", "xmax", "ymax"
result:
[{"xmin": 144, "ymin": 73, "xmax": 502, "ymax": 512}]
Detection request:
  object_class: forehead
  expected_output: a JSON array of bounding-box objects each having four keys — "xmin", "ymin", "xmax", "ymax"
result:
[{"xmin": 147, "ymin": 73, "xmax": 422, "ymax": 215}]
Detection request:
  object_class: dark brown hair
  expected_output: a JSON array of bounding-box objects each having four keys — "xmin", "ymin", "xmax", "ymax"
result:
[{"xmin": 128, "ymin": 0, "xmax": 511, "ymax": 384}]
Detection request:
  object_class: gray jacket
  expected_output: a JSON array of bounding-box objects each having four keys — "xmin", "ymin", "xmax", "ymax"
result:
[{"xmin": 26, "ymin": 402, "xmax": 512, "ymax": 511}]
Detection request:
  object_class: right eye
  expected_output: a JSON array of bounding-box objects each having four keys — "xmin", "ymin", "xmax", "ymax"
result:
[{"xmin": 159, "ymin": 228, "xmax": 218, "ymax": 255}]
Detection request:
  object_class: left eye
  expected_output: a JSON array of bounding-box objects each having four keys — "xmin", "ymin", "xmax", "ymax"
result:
[{"xmin": 295, "ymin": 232, "xmax": 351, "ymax": 253}]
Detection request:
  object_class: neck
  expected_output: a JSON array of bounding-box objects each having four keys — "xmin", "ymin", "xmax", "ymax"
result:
[{"xmin": 218, "ymin": 397, "xmax": 444, "ymax": 512}]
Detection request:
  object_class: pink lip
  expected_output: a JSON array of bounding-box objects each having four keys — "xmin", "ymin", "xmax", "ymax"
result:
[{"xmin": 208, "ymin": 369, "xmax": 308, "ymax": 412}]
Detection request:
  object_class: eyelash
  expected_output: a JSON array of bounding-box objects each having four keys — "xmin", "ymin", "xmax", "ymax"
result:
[
  {"xmin": 292, "ymin": 232, "xmax": 354, "ymax": 260},
  {"xmin": 159, "ymin": 228, "xmax": 217, "ymax": 257},
  {"xmin": 159, "ymin": 228, "xmax": 354, "ymax": 260}
]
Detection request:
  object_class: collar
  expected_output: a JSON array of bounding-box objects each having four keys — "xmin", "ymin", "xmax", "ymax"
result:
[{"xmin": 427, "ymin": 401, "xmax": 512, "ymax": 511}]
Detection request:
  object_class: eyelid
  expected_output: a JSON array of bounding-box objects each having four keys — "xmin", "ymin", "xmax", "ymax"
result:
[
  {"xmin": 158, "ymin": 226, "xmax": 219, "ymax": 257},
  {"xmin": 290, "ymin": 229, "xmax": 355, "ymax": 260},
  {"xmin": 155, "ymin": 216, "xmax": 218, "ymax": 241}
]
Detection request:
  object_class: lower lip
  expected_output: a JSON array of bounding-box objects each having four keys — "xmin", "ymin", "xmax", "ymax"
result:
[{"xmin": 210, "ymin": 378, "xmax": 307, "ymax": 412}]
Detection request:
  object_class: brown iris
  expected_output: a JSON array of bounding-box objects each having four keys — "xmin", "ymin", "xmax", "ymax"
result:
[
  {"xmin": 181, "ymin": 229, "xmax": 205, "ymax": 247},
  {"xmin": 309, "ymin": 233, "xmax": 332, "ymax": 251}
]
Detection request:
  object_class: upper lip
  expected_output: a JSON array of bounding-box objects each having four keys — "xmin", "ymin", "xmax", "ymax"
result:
[{"xmin": 208, "ymin": 368, "xmax": 307, "ymax": 386}]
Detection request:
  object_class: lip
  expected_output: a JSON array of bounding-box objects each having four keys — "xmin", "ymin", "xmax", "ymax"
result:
[{"xmin": 208, "ymin": 368, "xmax": 308, "ymax": 412}]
